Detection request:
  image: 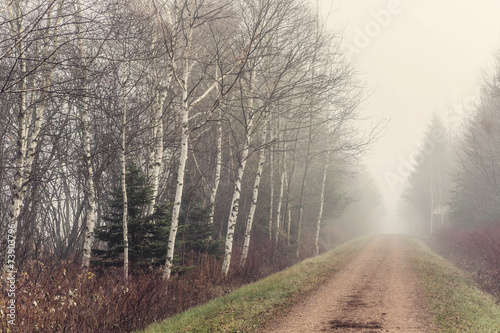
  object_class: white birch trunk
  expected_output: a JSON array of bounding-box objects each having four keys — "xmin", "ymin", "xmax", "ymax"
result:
[
  {"xmin": 268, "ymin": 140, "xmax": 274, "ymax": 242},
  {"xmin": 221, "ymin": 135, "xmax": 250, "ymax": 276},
  {"xmin": 12, "ymin": 1, "xmax": 63, "ymax": 251},
  {"xmin": 274, "ymin": 135, "xmax": 286, "ymax": 244},
  {"xmin": 314, "ymin": 150, "xmax": 330, "ymax": 256},
  {"xmin": 162, "ymin": 8, "xmax": 236, "ymax": 276},
  {"xmin": 163, "ymin": 14, "xmax": 194, "ymax": 279},
  {"xmin": 275, "ymin": 167, "xmax": 285, "ymax": 244},
  {"xmin": 209, "ymin": 110, "xmax": 223, "ymax": 225},
  {"xmin": 121, "ymin": 72, "xmax": 129, "ymax": 282},
  {"xmin": 286, "ymin": 207, "xmax": 292, "ymax": 246},
  {"xmin": 81, "ymin": 98, "xmax": 97, "ymax": 272},
  {"xmin": 296, "ymin": 116, "xmax": 313, "ymax": 258},
  {"xmin": 147, "ymin": 88, "xmax": 166, "ymax": 216},
  {"xmin": 222, "ymin": 69, "xmax": 256, "ymax": 276},
  {"xmin": 7, "ymin": 2, "xmax": 28, "ymax": 236},
  {"xmin": 146, "ymin": 27, "xmax": 172, "ymax": 215},
  {"xmin": 284, "ymin": 130, "xmax": 299, "ymax": 246},
  {"xmin": 8, "ymin": 71, "xmax": 27, "ymax": 234},
  {"xmin": 75, "ymin": 0, "xmax": 97, "ymax": 272},
  {"xmin": 22, "ymin": 0, "xmax": 62, "ymax": 188},
  {"xmin": 121, "ymin": 138, "xmax": 129, "ymax": 282},
  {"xmin": 240, "ymin": 117, "xmax": 268, "ymax": 267},
  {"xmin": 163, "ymin": 106, "xmax": 189, "ymax": 279}
]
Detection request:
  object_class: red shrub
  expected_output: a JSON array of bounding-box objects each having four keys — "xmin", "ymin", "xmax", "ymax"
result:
[
  {"xmin": 433, "ymin": 225, "xmax": 500, "ymax": 299},
  {"xmin": 0, "ymin": 236, "xmax": 305, "ymax": 332}
]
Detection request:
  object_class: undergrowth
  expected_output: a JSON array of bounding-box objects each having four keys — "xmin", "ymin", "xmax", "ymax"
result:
[
  {"xmin": 431, "ymin": 225, "xmax": 500, "ymax": 300},
  {"xmin": 0, "ymin": 238, "xmax": 303, "ymax": 333}
]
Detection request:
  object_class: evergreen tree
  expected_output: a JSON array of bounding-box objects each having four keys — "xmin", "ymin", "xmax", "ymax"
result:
[
  {"xmin": 177, "ymin": 178, "xmax": 223, "ymax": 259},
  {"xmin": 93, "ymin": 164, "xmax": 171, "ymax": 268},
  {"xmin": 449, "ymin": 79, "xmax": 500, "ymax": 225},
  {"xmin": 402, "ymin": 115, "xmax": 451, "ymax": 234}
]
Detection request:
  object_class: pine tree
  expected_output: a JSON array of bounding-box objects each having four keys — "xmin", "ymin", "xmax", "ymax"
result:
[
  {"xmin": 402, "ymin": 115, "xmax": 451, "ymax": 234},
  {"xmin": 93, "ymin": 164, "xmax": 171, "ymax": 269}
]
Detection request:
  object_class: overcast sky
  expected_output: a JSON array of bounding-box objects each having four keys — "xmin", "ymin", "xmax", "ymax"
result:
[{"xmin": 321, "ymin": 0, "xmax": 500, "ymax": 232}]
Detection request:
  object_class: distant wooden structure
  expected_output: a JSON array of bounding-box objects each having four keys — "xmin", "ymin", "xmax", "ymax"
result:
[{"xmin": 431, "ymin": 204, "xmax": 450, "ymax": 233}]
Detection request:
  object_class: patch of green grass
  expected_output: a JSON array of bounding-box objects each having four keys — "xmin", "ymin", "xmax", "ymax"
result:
[
  {"xmin": 139, "ymin": 236, "xmax": 373, "ymax": 333},
  {"xmin": 407, "ymin": 237, "xmax": 500, "ymax": 333}
]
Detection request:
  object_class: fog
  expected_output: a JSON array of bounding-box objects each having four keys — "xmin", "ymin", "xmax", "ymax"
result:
[{"xmin": 321, "ymin": 0, "xmax": 500, "ymax": 234}]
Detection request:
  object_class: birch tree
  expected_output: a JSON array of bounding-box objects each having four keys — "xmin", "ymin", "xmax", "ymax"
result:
[
  {"xmin": 146, "ymin": 1, "xmax": 172, "ymax": 216},
  {"xmin": 268, "ymin": 121, "xmax": 274, "ymax": 241},
  {"xmin": 240, "ymin": 115, "xmax": 268, "ymax": 266},
  {"xmin": 146, "ymin": 79, "xmax": 168, "ymax": 217},
  {"xmin": 161, "ymin": 0, "xmax": 248, "ymax": 279},
  {"xmin": 77, "ymin": 0, "xmax": 99, "ymax": 272},
  {"xmin": 2, "ymin": 0, "xmax": 69, "ymax": 263},
  {"xmin": 222, "ymin": 0, "xmax": 320, "ymax": 274},
  {"xmin": 314, "ymin": 148, "xmax": 330, "ymax": 255},
  {"xmin": 208, "ymin": 108, "xmax": 223, "ymax": 225},
  {"xmin": 221, "ymin": 69, "xmax": 257, "ymax": 276},
  {"xmin": 120, "ymin": 60, "xmax": 130, "ymax": 281},
  {"xmin": 274, "ymin": 122, "xmax": 287, "ymax": 244}
]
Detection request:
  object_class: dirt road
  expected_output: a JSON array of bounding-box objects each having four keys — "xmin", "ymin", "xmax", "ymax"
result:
[{"xmin": 262, "ymin": 236, "xmax": 436, "ymax": 332}]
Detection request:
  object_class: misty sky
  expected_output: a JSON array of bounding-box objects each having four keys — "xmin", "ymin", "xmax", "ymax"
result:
[{"xmin": 322, "ymin": 0, "xmax": 500, "ymax": 232}]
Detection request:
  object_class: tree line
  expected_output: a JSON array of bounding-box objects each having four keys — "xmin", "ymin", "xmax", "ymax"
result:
[
  {"xmin": 0, "ymin": 0, "xmax": 378, "ymax": 281},
  {"xmin": 400, "ymin": 52, "xmax": 500, "ymax": 232}
]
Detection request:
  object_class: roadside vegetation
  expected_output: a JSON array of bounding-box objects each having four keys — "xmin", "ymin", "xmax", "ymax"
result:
[
  {"xmin": 431, "ymin": 225, "xmax": 500, "ymax": 300},
  {"xmin": 408, "ymin": 237, "xmax": 500, "ymax": 333},
  {"xmin": 396, "ymin": 40, "xmax": 500, "ymax": 331},
  {"xmin": 140, "ymin": 236, "xmax": 372, "ymax": 333},
  {"xmin": 0, "ymin": 238, "xmax": 299, "ymax": 332}
]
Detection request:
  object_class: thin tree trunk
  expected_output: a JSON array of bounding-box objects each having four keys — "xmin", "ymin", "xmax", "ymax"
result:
[
  {"xmin": 274, "ymin": 128, "xmax": 287, "ymax": 244},
  {"xmin": 209, "ymin": 109, "xmax": 223, "ymax": 225},
  {"xmin": 268, "ymin": 125, "xmax": 274, "ymax": 242},
  {"xmin": 287, "ymin": 204, "xmax": 292, "ymax": 245},
  {"xmin": 73, "ymin": 0, "xmax": 97, "ymax": 272},
  {"xmin": 162, "ymin": 0, "xmax": 248, "ymax": 278},
  {"xmin": 296, "ymin": 115, "xmax": 313, "ymax": 259},
  {"xmin": 147, "ymin": 83, "xmax": 169, "ymax": 216},
  {"xmin": 221, "ymin": 129, "xmax": 251, "ymax": 276},
  {"xmin": 430, "ymin": 158, "xmax": 434, "ymax": 235},
  {"xmin": 163, "ymin": 15, "xmax": 194, "ymax": 279},
  {"xmin": 121, "ymin": 74, "xmax": 129, "ymax": 282},
  {"xmin": 163, "ymin": 102, "xmax": 189, "ymax": 279},
  {"xmin": 8, "ymin": 73, "xmax": 27, "ymax": 237},
  {"xmin": 274, "ymin": 171, "xmax": 285, "ymax": 244},
  {"xmin": 162, "ymin": 6, "xmax": 207, "ymax": 278},
  {"xmin": 7, "ymin": 2, "xmax": 28, "ymax": 243},
  {"xmin": 121, "ymin": 146, "xmax": 129, "ymax": 282},
  {"xmin": 240, "ymin": 117, "xmax": 268, "ymax": 267},
  {"xmin": 222, "ymin": 70, "xmax": 256, "ymax": 276},
  {"xmin": 315, "ymin": 150, "xmax": 330, "ymax": 256},
  {"xmin": 81, "ymin": 98, "xmax": 97, "ymax": 272},
  {"xmin": 284, "ymin": 129, "xmax": 299, "ymax": 246}
]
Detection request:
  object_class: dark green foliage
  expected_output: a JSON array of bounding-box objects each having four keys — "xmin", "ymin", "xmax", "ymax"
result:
[
  {"xmin": 93, "ymin": 164, "xmax": 171, "ymax": 268},
  {"xmin": 93, "ymin": 165, "xmax": 222, "ymax": 272},
  {"xmin": 180, "ymin": 205, "xmax": 222, "ymax": 256},
  {"xmin": 177, "ymin": 177, "xmax": 224, "ymax": 261}
]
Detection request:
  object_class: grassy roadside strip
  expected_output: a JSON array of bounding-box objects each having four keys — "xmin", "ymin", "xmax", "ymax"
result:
[
  {"xmin": 140, "ymin": 236, "xmax": 373, "ymax": 333},
  {"xmin": 407, "ymin": 237, "xmax": 500, "ymax": 333}
]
